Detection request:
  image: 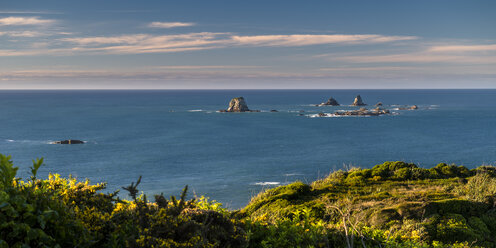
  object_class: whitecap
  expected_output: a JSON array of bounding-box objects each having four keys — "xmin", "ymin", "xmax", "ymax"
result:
[
  {"xmin": 284, "ymin": 173, "xmax": 303, "ymax": 176},
  {"xmin": 188, "ymin": 109, "xmax": 204, "ymax": 112},
  {"xmin": 6, "ymin": 139, "xmax": 14, "ymax": 142},
  {"xmin": 308, "ymin": 113, "xmax": 371, "ymax": 118},
  {"xmin": 252, "ymin": 182, "xmax": 280, "ymax": 186}
]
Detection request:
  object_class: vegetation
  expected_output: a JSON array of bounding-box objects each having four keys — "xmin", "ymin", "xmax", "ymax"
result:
[{"xmin": 1, "ymin": 155, "xmax": 496, "ymax": 247}]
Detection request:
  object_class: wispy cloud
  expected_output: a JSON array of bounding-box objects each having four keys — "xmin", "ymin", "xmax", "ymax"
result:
[
  {"xmin": 154, "ymin": 65, "xmax": 263, "ymax": 70},
  {"xmin": 62, "ymin": 34, "xmax": 152, "ymax": 45},
  {"xmin": 428, "ymin": 44, "xmax": 496, "ymax": 52},
  {"xmin": 48, "ymin": 32, "xmax": 418, "ymax": 56},
  {"xmin": 148, "ymin": 22, "xmax": 195, "ymax": 28},
  {"xmin": 0, "ymin": 11, "xmax": 61, "ymax": 14},
  {"xmin": 231, "ymin": 34, "xmax": 417, "ymax": 46},
  {"xmin": 330, "ymin": 52, "xmax": 496, "ymax": 64},
  {"xmin": 0, "ymin": 31, "xmax": 46, "ymax": 37},
  {"xmin": 0, "ymin": 16, "xmax": 55, "ymax": 26},
  {"xmin": 61, "ymin": 32, "xmax": 229, "ymax": 54}
]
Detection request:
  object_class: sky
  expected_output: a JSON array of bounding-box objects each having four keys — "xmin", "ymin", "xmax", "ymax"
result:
[{"xmin": 0, "ymin": 0, "xmax": 495, "ymax": 89}]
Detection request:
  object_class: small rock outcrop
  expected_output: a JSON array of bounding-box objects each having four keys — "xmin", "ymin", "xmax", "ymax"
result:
[
  {"xmin": 316, "ymin": 97, "xmax": 340, "ymax": 106},
  {"xmin": 352, "ymin": 95, "xmax": 366, "ymax": 106},
  {"xmin": 52, "ymin": 139, "xmax": 85, "ymax": 144},
  {"xmin": 227, "ymin": 97, "xmax": 249, "ymax": 112},
  {"xmin": 398, "ymin": 105, "xmax": 418, "ymax": 110},
  {"xmin": 219, "ymin": 97, "xmax": 259, "ymax": 112},
  {"xmin": 375, "ymin": 102, "xmax": 383, "ymax": 106}
]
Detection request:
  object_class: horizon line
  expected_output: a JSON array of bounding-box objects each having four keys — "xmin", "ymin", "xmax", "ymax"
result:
[{"xmin": 0, "ymin": 88, "xmax": 495, "ymax": 91}]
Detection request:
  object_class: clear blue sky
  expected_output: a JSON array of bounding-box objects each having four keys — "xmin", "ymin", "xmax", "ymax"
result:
[{"xmin": 1, "ymin": 0, "xmax": 495, "ymax": 89}]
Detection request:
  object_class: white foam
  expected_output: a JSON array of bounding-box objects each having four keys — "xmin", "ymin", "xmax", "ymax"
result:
[
  {"xmin": 307, "ymin": 113, "xmax": 371, "ymax": 118},
  {"xmin": 252, "ymin": 182, "xmax": 280, "ymax": 186},
  {"xmin": 284, "ymin": 173, "xmax": 303, "ymax": 176},
  {"xmin": 6, "ymin": 139, "xmax": 14, "ymax": 142},
  {"xmin": 188, "ymin": 109, "xmax": 204, "ymax": 112}
]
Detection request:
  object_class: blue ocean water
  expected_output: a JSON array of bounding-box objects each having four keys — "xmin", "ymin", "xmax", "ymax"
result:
[{"xmin": 1, "ymin": 89, "xmax": 495, "ymax": 208}]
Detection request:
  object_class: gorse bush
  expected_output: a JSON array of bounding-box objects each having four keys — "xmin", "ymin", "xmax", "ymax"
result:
[
  {"xmin": 0, "ymin": 154, "xmax": 90, "ymax": 247},
  {"xmin": 0, "ymin": 154, "xmax": 247, "ymax": 248},
  {"xmin": 1, "ymin": 156, "xmax": 496, "ymax": 247}
]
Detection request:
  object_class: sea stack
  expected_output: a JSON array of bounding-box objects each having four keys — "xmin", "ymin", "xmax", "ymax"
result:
[
  {"xmin": 352, "ymin": 95, "xmax": 366, "ymax": 106},
  {"xmin": 225, "ymin": 97, "xmax": 251, "ymax": 112},
  {"xmin": 317, "ymin": 97, "xmax": 340, "ymax": 106}
]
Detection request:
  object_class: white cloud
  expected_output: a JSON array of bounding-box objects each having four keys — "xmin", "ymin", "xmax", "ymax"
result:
[
  {"xmin": 231, "ymin": 34, "xmax": 417, "ymax": 46},
  {"xmin": 0, "ymin": 16, "xmax": 55, "ymax": 26},
  {"xmin": 148, "ymin": 22, "xmax": 195, "ymax": 28}
]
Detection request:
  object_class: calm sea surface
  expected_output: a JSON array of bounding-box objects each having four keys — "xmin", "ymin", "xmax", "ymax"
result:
[{"xmin": 1, "ymin": 89, "xmax": 495, "ymax": 208}]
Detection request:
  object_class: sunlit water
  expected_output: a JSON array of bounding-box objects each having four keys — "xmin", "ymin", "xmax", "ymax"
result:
[{"xmin": 1, "ymin": 89, "xmax": 495, "ymax": 208}]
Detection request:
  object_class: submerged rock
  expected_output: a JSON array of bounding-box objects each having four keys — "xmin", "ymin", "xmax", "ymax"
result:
[
  {"xmin": 375, "ymin": 102, "xmax": 383, "ymax": 106},
  {"xmin": 352, "ymin": 95, "xmax": 366, "ymax": 106},
  {"xmin": 52, "ymin": 139, "xmax": 85, "ymax": 144},
  {"xmin": 220, "ymin": 97, "xmax": 259, "ymax": 112},
  {"xmin": 316, "ymin": 97, "xmax": 340, "ymax": 106},
  {"xmin": 270, "ymin": 110, "xmax": 278, "ymax": 112}
]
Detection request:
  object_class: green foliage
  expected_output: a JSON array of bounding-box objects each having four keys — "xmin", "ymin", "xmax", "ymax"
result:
[
  {"xmin": 244, "ymin": 208, "xmax": 329, "ymax": 248},
  {"xmin": 0, "ymin": 155, "xmax": 18, "ymax": 189},
  {"xmin": 460, "ymin": 172, "xmax": 496, "ymax": 202},
  {"xmin": 2, "ymin": 155, "xmax": 496, "ymax": 247},
  {"xmin": 0, "ymin": 157, "xmax": 90, "ymax": 247},
  {"xmin": 0, "ymin": 155, "xmax": 248, "ymax": 247}
]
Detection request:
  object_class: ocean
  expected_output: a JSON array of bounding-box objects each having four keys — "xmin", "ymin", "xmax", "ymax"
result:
[{"xmin": 1, "ymin": 89, "xmax": 495, "ymax": 209}]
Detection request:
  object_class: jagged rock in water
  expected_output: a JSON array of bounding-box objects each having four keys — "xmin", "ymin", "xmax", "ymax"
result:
[
  {"xmin": 375, "ymin": 102, "xmax": 383, "ymax": 106},
  {"xmin": 316, "ymin": 97, "xmax": 340, "ymax": 106},
  {"xmin": 318, "ymin": 112, "xmax": 328, "ymax": 117},
  {"xmin": 352, "ymin": 95, "xmax": 366, "ymax": 106},
  {"xmin": 51, "ymin": 139, "xmax": 85, "ymax": 144},
  {"xmin": 410, "ymin": 105, "xmax": 418, "ymax": 110},
  {"xmin": 219, "ymin": 97, "xmax": 259, "ymax": 112}
]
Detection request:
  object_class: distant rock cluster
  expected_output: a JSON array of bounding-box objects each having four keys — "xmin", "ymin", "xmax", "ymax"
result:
[{"xmin": 216, "ymin": 95, "xmax": 417, "ymax": 117}]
